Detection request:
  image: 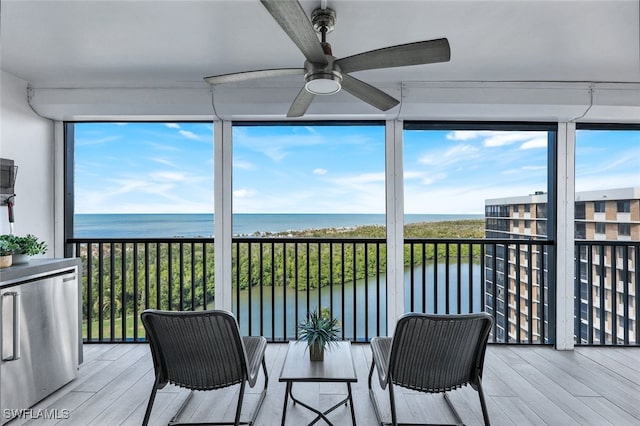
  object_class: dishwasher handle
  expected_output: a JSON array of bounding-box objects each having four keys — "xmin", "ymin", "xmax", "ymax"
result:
[{"xmin": 2, "ymin": 291, "xmax": 21, "ymax": 361}]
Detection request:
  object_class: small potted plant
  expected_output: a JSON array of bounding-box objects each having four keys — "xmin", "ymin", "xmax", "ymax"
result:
[
  {"xmin": 5, "ymin": 234, "xmax": 47, "ymax": 264},
  {"xmin": 0, "ymin": 239, "xmax": 16, "ymax": 268},
  {"xmin": 297, "ymin": 307, "xmax": 340, "ymax": 361}
]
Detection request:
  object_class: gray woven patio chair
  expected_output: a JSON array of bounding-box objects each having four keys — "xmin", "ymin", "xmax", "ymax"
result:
[
  {"xmin": 141, "ymin": 309, "xmax": 268, "ymax": 426},
  {"xmin": 368, "ymin": 312, "xmax": 493, "ymax": 426}
]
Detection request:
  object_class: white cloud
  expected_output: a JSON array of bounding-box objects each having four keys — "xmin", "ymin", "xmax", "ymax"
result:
[
  {"xmin": 421, "ymin": 172, "xmax": 447, "ymax": 185},
  {"xmin": 332, "ymin": 172, "xmax": 385, "ymax": 185},
  {"xmin": 403, "ymin": 171, "xmax": 424, "ymax": 180},
  {"xmin": 165, "ymin": 123, "xmax": 181, "ymax": 129},
  {"xmin": 313, "ymin": 168, "xmax": 328, "ymax": 175},
  {"xmin": 446, "ymin": 131, "xmax": 480, "ymax": 141},
  {"xmin": 417, "ymin": 154, "xmax": 436, "ymax": 165},
  {"xmin": 521, "ymin": 137, "xmax": 547, "ymax": 150},
  {"xmin": 484, "ymin": 133, "xmax": 527, "ymax": 147},
  {"xmin": 75, "ymin": 135, "xmax": 120, "ymax": 147},
  {"xmin": 446, "ymin": 130, "xmax": 548, "ymax": 149},
  {"xmin": 444, "ymin": 144, "xmax": 479, "ymax": 157},
  {"xmin": 151, "ymin": 157, "xmax": 177, "ymax": 167},
  {"xmin": 418, "ymin": 143, "xmax": 480, "ymax": 168},
  {"xmin": 233, "ymin": 126, "xmax": 325, "ymax": 162},
  {"xmin": 502, "ymin": 165, "xmax": 545, "ymax": 175},
  {"xmin": 233, "ymin": 160, "xmax": 255, "ymax": 170},
  {"xmin": 151, "ymin": 171, "xmax": 187, "ymax": 182},
  {"xmin": 233, "ymin": 188, "xmax": 256, "ymax": 198},
  {"xmin": 178, "ymin": 130, "xmax": 201, "ymax": 140}
]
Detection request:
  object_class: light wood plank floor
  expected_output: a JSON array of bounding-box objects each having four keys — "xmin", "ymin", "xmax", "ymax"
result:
[{"xmin": 7, "ymin": 343, "xmax": 640, "ymax": 426}]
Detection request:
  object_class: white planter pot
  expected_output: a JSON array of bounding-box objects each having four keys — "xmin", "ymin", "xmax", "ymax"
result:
[{"xmin": 12, "ymin": 253, "xmax": 30, "ymax": 264}]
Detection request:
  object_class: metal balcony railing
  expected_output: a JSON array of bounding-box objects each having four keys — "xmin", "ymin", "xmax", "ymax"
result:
[
  {"xmin": 575, "ymin": 240, "xmax": 639, "ymax": 345},
  {"xmin": 68, "ymin": 237, "xmax": 638, "ymax": 346}
]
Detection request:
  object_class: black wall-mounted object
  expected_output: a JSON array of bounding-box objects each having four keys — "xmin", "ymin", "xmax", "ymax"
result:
[{"xmin": 1, "ymin": 158, "xmax": 18, "ymax": 197}]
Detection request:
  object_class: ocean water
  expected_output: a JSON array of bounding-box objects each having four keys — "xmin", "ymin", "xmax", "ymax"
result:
[{"xmin": 73, "ymin": 213, "xmax": 483, "ymax": 238}]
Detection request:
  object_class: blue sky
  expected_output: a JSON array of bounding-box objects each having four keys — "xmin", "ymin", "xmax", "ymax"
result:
[
  {"xmin": 75, "ymin": 122, "xmax": 214, "ymax": 213},
  {"xmin": 74, "ymin": 123, "xmax": 639, "ymax": 214}
]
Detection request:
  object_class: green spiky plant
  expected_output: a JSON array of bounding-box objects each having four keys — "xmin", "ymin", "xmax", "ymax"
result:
[{"xmin": 298, "ymin": 307, "xmax": 340, "ymax": 360}]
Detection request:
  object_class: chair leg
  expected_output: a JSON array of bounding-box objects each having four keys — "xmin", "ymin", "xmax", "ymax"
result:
[
  {"xmin": 248, "ymin": 359, "xmax": 269, "ymax": 426},
  {"xmin": 234, "ymin": 381, "xmax": 247, "ymax": 426},
  {"xmin": 169, "ymin": 390, "xmax": 194, "ymax": 425},
  {"xmin": 368, "ymin": 360, "xmax": 385, "ymax": 426},
  {"xmin": 388, "ymin": 382, "xmax": 398, "ymax": 426},
  {"xmin": 443, "ymin": 393, "xmax": 464, "ymax": 426},
  {"xmin": 477, "ymin": 379, "xmax": 491, "ymax": 426},
  {"xmin": 142, "ymin": 382, "xmax": 159, "ymax": 426}
]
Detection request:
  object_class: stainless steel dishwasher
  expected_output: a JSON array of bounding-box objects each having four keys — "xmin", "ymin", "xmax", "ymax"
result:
[{"xmin": 1, "ymin": 262, "xmax": 80, "ymax": 425}]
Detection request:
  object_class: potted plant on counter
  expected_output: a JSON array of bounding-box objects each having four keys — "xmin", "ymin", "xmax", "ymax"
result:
[
  {"xmin": 1, "ymin": 234, "xmax": 47, "ymax": 264},
  {"xmin": 0, "ymin": 239, "xmax": 16, "ymax": 268},
  {"xmin": 297, "ymin": 307, "xmax": 340, "ymax": 361}
]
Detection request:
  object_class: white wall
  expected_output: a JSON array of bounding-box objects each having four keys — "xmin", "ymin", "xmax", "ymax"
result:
[{"xmin": 1, "ymin": 71, "xmax": 55, "ymax": 257}]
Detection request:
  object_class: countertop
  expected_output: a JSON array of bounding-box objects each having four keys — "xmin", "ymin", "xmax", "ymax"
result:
[{"xmin": 0, "ymin": 258, "xmax": 82, "ymax": 287}]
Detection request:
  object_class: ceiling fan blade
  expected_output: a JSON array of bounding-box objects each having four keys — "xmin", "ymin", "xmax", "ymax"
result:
[
  {"xmin": 336, "ymin": 38, "xmax": 450, "ymax": 74},
  {"xmin": 204, "ymin": 68, "xmax": 305, "ymax": 85},
  {"xmin": 341, "ymin": 74, "xmax": 399, "ymax": 112},
  {"xmin": 260, "ymin": 0, "xmax": 327, "ymax": 65},
  {"xmin": 287, "ymin": 87, "xmax": 315, "ymax": 117}
]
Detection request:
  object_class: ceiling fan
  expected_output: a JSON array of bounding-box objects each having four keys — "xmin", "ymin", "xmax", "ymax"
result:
[{"xmin": 204, "ymin": 0, "xmax": 450, "ymax": 117}]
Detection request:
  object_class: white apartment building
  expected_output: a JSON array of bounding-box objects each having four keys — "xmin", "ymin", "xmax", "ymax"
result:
[{"xmin": 485, "ymin": 187, "xmax": 639, "ymax": 344}]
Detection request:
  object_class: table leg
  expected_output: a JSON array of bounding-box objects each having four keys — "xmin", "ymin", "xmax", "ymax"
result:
[
  {"xmin": 289, "ymin": 384, "xmax": 335, "ymax": 426},
  {"xmin": 281, "ymin": 381, "xmax": 291, "ymax": 426},
  {"xmin": 347, "ymin": 382, "xmax": 356, "ymax": 425}
]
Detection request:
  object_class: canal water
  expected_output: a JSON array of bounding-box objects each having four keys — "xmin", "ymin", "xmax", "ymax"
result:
[{"xmin": 234, "ymin": 262, "xmax": 483, "ymax": 340}]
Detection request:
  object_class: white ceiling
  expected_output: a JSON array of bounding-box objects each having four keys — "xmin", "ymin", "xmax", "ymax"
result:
[{"xmin": 2, "ymin": 0, "xmax": 640, "ymax": 120}]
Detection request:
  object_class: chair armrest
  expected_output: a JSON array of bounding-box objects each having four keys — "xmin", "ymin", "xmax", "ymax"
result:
[
  {"xmin": 371, "ymin": 336, "xmax": 392, "ymax": 389},
  {"xmin": 242, "ymin": 336, "xmax": 267, "ymax": 387}
]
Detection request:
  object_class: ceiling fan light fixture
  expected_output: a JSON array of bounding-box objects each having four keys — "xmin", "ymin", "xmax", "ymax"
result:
[{"xmin": 304, "ymin": 73, "xmax": 342, "ymax": 95}]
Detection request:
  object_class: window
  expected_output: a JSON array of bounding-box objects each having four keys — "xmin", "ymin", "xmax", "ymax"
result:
[
  {"xmin": 232, "ymin": 123, "xmax": 385, "ymax": 235},
  {"xmin": 403, "ymin": 123, "xmax": 553, "ymax": 238},
  {"xmin": 617, "ymin": 200, "xmax": 630, "ymax": 213},
  {"xmin": 537, "ymin": 203, "xmax": 547, "ymax": 218},
  {"xmin": 618, "ymin": 269, "xmax": 628, "ymax": 282},
  {"xmin": 618, "ymin": 223, "xmax": 631, "ymax": 236},
  {"xmin": 575, "ymin": 222, "xmax": 586, "ymax": 239},
  {"xmin": 404, "ymin": 123, "xmax": 554, "ymax": 336},
  {"xmin": 595, "ymin": 223, "xmax": 606, "ymax": 234},
  {"xmin": 616, "ymin": 246, "xmax": 629, "ymax": 261},
  {"xmin": 575, "ymin": 202, "xmax": 586, "ymax": 219},
  {"xmin": 594, "ymin": 201, "xmax": 606, "ymax": 213},
  {"xmin": 575, "ymin": 127, "xmax": 640, "ymax": 195},
  {"xmin": 71, "ymin": 122, "xmax": 214, "ymax": 237},
  {"xmin": 524, "ymin": 204, "xmax": 531, "ymax": 213}
]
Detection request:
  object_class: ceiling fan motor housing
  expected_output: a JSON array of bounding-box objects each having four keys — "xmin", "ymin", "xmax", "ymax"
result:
[
  {"xmin": 304, "ymin": 57, "xmax": 342, "ymax": 95},
  {"xmin": 311, "ymin": 8, "xmax": 336, "ymax": 35}
]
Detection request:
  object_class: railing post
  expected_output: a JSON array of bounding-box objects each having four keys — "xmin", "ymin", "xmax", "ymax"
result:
[{"xmin": 386, "ymin": 120, "xmax": 404, "ymax": 335}]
